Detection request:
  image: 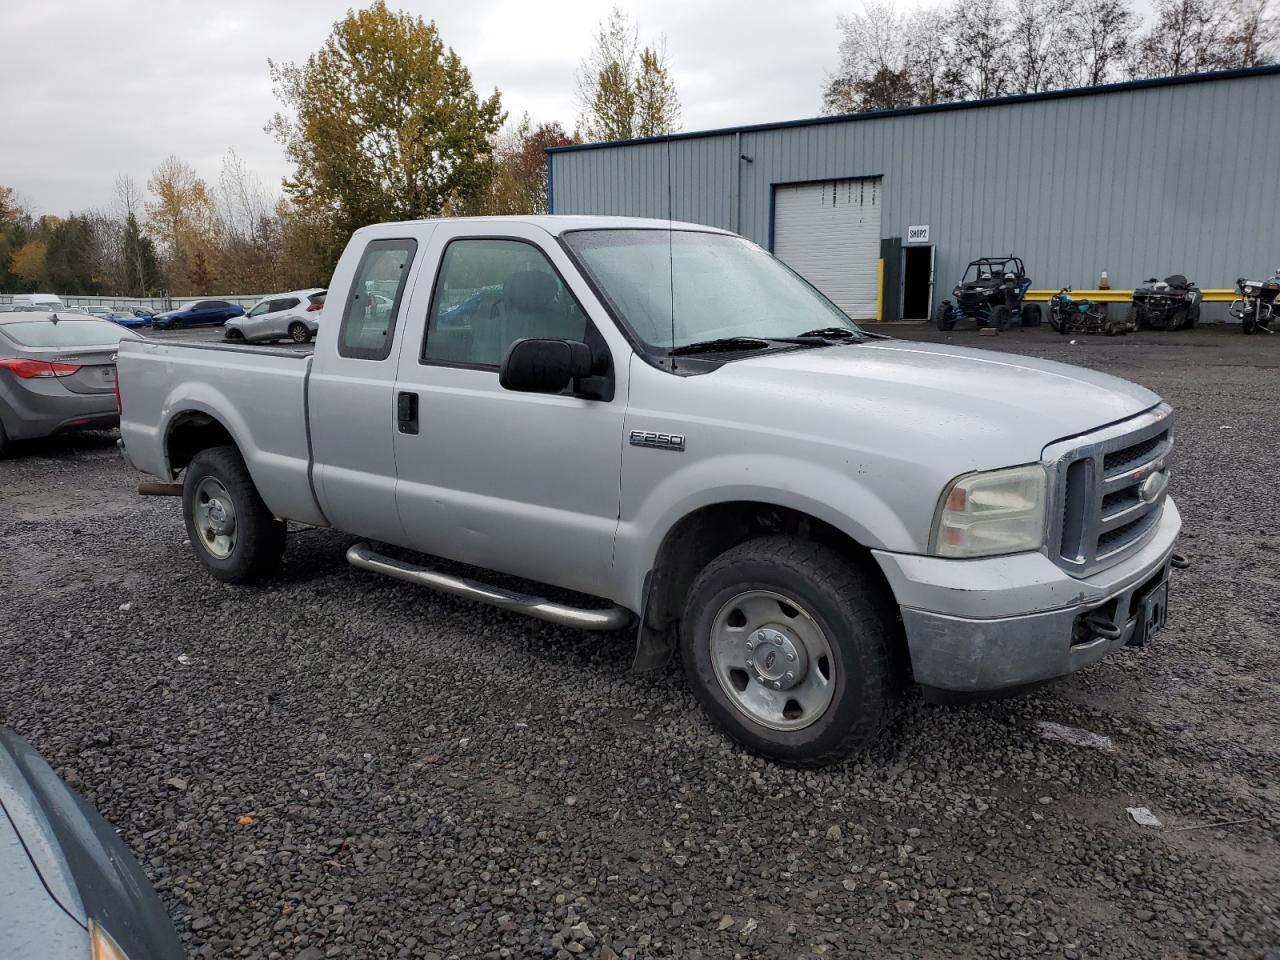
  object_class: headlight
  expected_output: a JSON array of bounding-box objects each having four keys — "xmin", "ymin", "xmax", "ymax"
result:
[{"xmin": 931, "ymin": 464, "xmax": 1048, "ymax": 558}]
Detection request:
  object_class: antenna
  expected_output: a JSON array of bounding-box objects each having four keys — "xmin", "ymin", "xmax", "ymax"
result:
[{"xmin": 666, "ymin": 132, "xmax": 676, "ymax": 370}]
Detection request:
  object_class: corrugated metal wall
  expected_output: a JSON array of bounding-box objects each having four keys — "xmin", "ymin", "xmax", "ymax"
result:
[{"xmin": 548, "ymin": 70, "xmax": 1280, "ymax": 318}]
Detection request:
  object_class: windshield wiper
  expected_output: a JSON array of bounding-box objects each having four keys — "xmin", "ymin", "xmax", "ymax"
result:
[
  {"xmin": 669, "ymin": 336, "xmax": 772, "ymax": 356},
  {"xmin": 768, "ymin": 326, "xmax": 868, "ymax": 346}
]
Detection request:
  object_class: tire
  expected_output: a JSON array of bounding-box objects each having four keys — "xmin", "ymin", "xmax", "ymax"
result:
[
  {"xmin": 182, "ymin": 446, "xmax": 285, "ymax": 584},
  {"xmin": 1243, "ymin": 311, "xmax": 1256, "ymax": 334},
  {"xmin": 1020, "ymin": 303, "xmax": 1042, "ymax": 327},
  {"xmin": 1187, "ymin": 299, "xmax": 1200, "ymax": 328},
  {"xmin": 1169, "ymin": 307, "xmax": 1188, "ymax": 331},
  {"xmin": 680, "ymin": 536, "xmax": 899, "ymax": 767},
  {"xmin": 990, "ymin": 304, "xmax": 1012, "ymax": 331},
  {"xmin": 1131, "ymin": 304, "xmax": 1149, "ymax": 330},
  {"xmin": 0, "ymin": 419, "xmax": 8, "ymax": 459},
  {"xmin": 934, "ymin": 302, "xmax": 956, "ymax": 331},
  {"xmin": 224, "ymin": 329, "xmax": 245, "ymax": 343},
  {"xmin": 288, "ymin": 321, "xmax": 310, "ymax": 343},
  {"xmin": 169, "ymin": 319, "xmax": 184, "ymax": 331}
]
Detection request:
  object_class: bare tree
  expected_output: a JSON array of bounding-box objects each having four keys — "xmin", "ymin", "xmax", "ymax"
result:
[
  {"xmin": 1066, "ymin": 0, "xmax": 1139, "ymax": 85},
  {"xmin": 1129, "ymin": 0, "xmax": 1231, "ymax": 77},
  {"xmin": 950, "ymin": 0, "xmax": 1015, "ymax": 99},
  {"xmin": 1009, "ymin": 0, "xmax": 1074, "ymax": 92},
  {"xmin": 1222, "ymin": 0, "xmax": 1280, "ymax": 65}
]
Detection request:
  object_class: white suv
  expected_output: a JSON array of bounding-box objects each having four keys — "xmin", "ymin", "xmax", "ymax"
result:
[{"xmin": 225, "ymin": 289, "xmax": 325, "ymax": 344}]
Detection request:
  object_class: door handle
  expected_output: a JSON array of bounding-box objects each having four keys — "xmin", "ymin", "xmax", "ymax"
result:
[{"xmin": 397, "ymin": 391, "xmax": 419, "ymax": 435}]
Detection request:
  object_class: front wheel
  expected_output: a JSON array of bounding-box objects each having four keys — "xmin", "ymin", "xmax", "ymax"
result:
[
  {"xmin": 680, "ymin": 537, "xmax": 899, "ymax": 767},
  {"xmin": 288, "ymin": 321, "xmax": 311, "ymax": 343},
  {"xmin": 1243, "ymin": 310, "xmax": 1256, "ymax": 334},
  {"xmin": 990, "ymin": 304, "xmax": 1012, "ymax": 331},
  {"xmin": 182, "ymin": 446, "xmax": 285, "ymax": 583},
  {"xmin": 169, "ymin": 319, "xmax": 184, "ymax": 331},
  {"xmin": 934, "ymin": 302, "xmax": 956, "ymax": 331}
]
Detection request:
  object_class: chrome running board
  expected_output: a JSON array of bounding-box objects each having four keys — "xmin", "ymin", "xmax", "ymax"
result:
[{"xmin": 346, "ymin": 542, "xmax": 633, "ymax": 632}]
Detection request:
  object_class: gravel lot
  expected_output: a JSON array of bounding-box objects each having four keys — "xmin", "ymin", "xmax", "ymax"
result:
[{"xmin": 1, "ymin": 324, "xmax": 1276, "ymax": 960}]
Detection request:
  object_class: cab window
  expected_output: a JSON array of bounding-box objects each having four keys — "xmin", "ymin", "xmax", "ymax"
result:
[
  {"xmin": 422, "ymin": 238, "xmax": 587, "ymax": 368},
  {"xmin": 339, "ymin": 238, "xmax": 417, "ymax": 360}
]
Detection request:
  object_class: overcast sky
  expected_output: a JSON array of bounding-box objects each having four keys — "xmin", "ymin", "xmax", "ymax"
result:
[{"xmin": 0, "ymin": 0, "xmax": 882, "ymax": 216}]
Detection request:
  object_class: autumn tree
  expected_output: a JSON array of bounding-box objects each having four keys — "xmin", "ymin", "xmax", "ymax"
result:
[
  {"xmin": 146, "ymin": 155, "xmax": 218, "ymax": 294},
  {"xmin": 9, "ymin": 239, "xmax": 47, "ymax": 289},
  {"xmin": 269, "ymin": 1, "xmax": 504, "ymax": 270},
  {"xmin": 577, "ymin": 7, "xmax": 680, "ymax": 141},
  {"xmin": 459, "ymin": 116, "xmax": 580, "ymax": 216}
]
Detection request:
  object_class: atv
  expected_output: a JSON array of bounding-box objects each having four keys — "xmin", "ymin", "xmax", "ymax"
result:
[
  {"xmin": 935, "ymin": 256, "xmax": 1040, "ymax": 331},
  {"xmin": 1129, "ymin": 275, "xmax": 1201, "ymax": 330},
  {"xmin": 1230, "ymin": 269, "xmax": 1280, "ymax": 334},
  {"xmin": 1049, "ymin": 289, "xmax": 1127, "ymax": 336}
]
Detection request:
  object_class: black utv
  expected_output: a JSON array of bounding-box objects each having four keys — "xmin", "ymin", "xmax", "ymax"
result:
[
  {"xmin": 935, "ymin": 256, "xmax": 1040, "ymax": 331},
  {"xmin": 1129, "ymin": 275, "xmax": 1201, "ymax": 330}
]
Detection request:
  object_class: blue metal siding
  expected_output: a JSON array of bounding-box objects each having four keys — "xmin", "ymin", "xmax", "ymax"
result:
[{"xmin": 549, "ymin": 71, "xmax": 1280, "ymax": 314}]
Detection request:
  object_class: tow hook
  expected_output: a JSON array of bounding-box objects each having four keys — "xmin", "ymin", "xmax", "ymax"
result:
[
  {"xmin": 1082, "ymin": 614, "xmax": 1123, "ymax": 641},
  {"xmin": 1170, "ymin": 552, "xmax": 1191, "ymax": 569}
]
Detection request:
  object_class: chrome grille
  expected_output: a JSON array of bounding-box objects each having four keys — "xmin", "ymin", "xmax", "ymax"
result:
[{"xmin": 1045, "ymin": 405, "xmax": 1173, "ymax": 576}]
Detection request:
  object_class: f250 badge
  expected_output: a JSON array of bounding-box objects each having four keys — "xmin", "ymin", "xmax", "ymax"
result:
[{"xmin": 629, "ymin": 429, "xmax": 685, "ymax": 452}]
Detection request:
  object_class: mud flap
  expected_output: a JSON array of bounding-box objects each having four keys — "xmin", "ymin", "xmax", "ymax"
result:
[{"xmin": 630, "ymin": 570, "xmax": 675, "ymax": 673}]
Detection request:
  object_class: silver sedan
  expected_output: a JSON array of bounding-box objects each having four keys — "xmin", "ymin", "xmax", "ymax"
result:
[{"xmin": 0, "ymin": 311, "xmax": 140, "ymax": 456}]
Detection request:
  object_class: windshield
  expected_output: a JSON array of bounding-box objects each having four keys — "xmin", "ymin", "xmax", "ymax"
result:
[
  {"xmin": 0, "ymin": 319, "xmax": 141, "ymax": 347},
  {"xmin": 563, "ymin": 229, "xmax": 864, "ymax": 350}
]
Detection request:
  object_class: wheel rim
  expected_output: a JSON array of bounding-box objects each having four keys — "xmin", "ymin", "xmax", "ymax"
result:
[
  {"xmin": 193, "ymin": 477, "xmax": 237, "ymax": 559},
  {"xmin": 709, "ymin": 589, "xmax": 836, "ymax": 732},
  {"xmin": 291, "ymin": 324, "xmax": 307, "ymax": 342}
]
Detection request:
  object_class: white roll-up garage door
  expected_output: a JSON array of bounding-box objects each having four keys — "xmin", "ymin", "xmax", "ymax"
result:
[{"xmin": 772, "ymin": 178, "xmax": 882, "ymax": 320}]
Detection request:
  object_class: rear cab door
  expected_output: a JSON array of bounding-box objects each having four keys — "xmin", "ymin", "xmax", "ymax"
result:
[
  {"xmin": 390, "ymin": 220, "xmax": 632, "ymax": 598},
  {"xmin": 309, "ymin": 223, "xmax": 437, "ymax": 544}
]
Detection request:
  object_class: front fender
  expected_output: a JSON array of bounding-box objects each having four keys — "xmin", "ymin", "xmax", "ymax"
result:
[{"xmin": 614, "ymin": 452, "xmax": 915, "ymax": 612}]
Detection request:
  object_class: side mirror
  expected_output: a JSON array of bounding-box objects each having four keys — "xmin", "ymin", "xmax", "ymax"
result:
[{"xmin": 500, "ymin": 338, "xmax": 593, "ymax": 394}]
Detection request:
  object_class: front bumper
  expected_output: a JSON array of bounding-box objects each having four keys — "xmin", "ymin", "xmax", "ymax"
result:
[{"xmin": 873, "ymin": 498, "xmax": 1181, "ymax": 694}]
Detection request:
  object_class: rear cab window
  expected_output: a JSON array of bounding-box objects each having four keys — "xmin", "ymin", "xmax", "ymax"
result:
[{"xmin": 339, "ymin": 239, "xmax": 418, "ymax": 360}]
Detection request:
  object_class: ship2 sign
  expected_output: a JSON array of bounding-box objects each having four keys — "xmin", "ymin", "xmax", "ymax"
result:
[{"xmin": 907, "ymin": 225, "xmax": 930, "ymax": 243}]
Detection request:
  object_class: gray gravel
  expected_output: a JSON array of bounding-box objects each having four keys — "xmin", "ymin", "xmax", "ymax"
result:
[{"xmin": 1, "ymin": 324, "xmax": 1277, "ymax": 959}]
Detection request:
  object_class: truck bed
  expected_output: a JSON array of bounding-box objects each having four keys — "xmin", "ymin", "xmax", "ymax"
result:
[{"xmin": 116, "ymin": 338, "xmax": 327, "ymax": 527}]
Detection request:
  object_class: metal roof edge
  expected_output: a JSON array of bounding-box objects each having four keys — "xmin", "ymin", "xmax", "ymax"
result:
[{"xmin": 546, "ymin": 64, "xmax": 1280, "ymax": 156}]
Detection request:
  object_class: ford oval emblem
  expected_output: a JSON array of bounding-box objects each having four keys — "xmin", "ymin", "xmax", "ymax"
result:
[{"xmin": 1139, "ymin": 470, "xmax": 1169, "ymax": 503}]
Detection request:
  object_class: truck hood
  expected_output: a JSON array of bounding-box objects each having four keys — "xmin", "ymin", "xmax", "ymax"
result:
[{"xmin": 722, "ymin": 338, "xmax": 1160, "ymax": 469}]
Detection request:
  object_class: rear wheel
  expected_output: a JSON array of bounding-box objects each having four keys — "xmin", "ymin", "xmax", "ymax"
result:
[
  {"xmin": 288, "ymin": 321, "xmax": 311, "ymax": 343},
  {"xmin": 0, "ymin": 419, "xmax": 8, "ymax": 459},
  {"xmin": 934, "ymin": 302, "xmax": 956, "ymax": 331},
  {"xmin": 182, "ymin": 446, "xmax": 285, "ymax": 584},
  {"xmin": 1021, "ymin": 303, "xmax": 1043, "ymax": 327},
  {"xmin": 680, "ymin": 536, "xmax": 899, "ymax": 767},
  {"xmin": 990, "ymin": 304, "xmax": 1012, "ymax": 331}
]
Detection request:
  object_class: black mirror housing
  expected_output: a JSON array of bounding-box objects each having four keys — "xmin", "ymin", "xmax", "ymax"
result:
[{"xmin": 500, "ymin": 338, "xmax": 594, "ymax": 394}]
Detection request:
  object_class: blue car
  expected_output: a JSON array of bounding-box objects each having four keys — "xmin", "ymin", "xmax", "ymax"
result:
[
  {"xmin": 151, "ymin": 299, "xmax": 244, "ymax": 330},
  {"xmin": 102, "ymin": 310, "xmax": 149, "ymax": 329}
]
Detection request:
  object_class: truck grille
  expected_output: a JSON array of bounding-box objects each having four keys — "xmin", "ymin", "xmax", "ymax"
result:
[{"xmin": 1047, "ymin": 406, "xmax": 1173, "ymax": 577}]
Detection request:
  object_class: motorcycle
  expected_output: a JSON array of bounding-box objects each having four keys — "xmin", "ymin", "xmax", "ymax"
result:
[
  {"xmin": 1049, "ymin": 289, "xmax": 1126, "ymax": 336},
  {"xmin": 1229, "ymin": 270, "xmax": 1280, "ymax": 334}
]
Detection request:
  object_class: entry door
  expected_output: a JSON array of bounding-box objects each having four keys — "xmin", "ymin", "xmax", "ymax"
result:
[
  {"xmin": 901, "ymin": 245, "xmax": 935, "ymax": 320},
  {"xmin": 773, "ymin": 178, "xmax": 882, "ymax": 320},
  {"xmin": 391, "ymin": 223, "xmax": 626, "ymax": 599}
]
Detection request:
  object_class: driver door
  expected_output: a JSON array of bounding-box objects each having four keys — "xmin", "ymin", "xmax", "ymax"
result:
[{"xmin": 391, "ymin": 222, "xmax": 628, "ymax": 599}]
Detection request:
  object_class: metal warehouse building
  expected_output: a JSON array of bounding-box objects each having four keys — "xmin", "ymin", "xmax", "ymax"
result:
[{"xmin": 547, "ymin": 66, "xmax": 1280, "ymax": 323}]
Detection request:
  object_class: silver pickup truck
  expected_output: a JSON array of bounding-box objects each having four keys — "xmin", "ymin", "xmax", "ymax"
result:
[{"xmin": 117, "ymin": 216, "xmax": 1182, "ymax": 765}]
